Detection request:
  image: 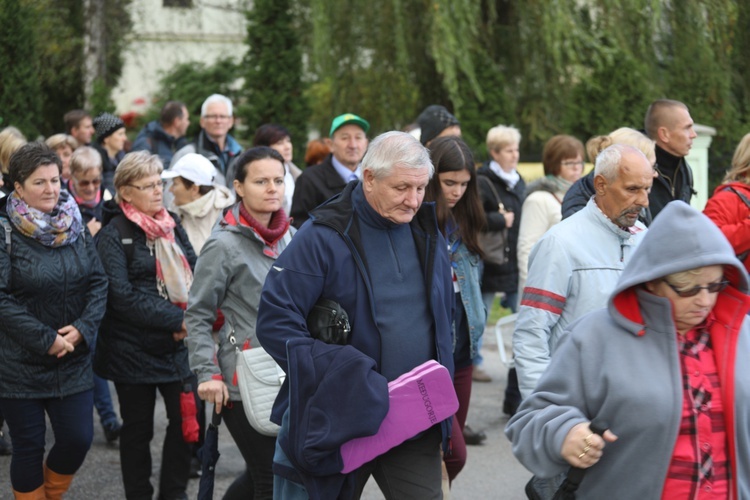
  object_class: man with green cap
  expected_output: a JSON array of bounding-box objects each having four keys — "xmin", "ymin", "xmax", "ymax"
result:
[{"xmin": 290, "ymin": 113, "xmax": 369, "ymax": 228}]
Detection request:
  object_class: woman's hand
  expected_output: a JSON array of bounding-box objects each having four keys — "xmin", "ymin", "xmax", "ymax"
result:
[
  {"xmin": 173, "ymin": 321, "xmax": 188, "ymax": 342},
  {"xmin": 561, "ymin": 422, "xmax": 618, "ymax": 468},
  {"xmin": 504, "ymin": 211, "xmax": 515, "ymax": 228},
  {"xmin": 87, "ymin": 218, "xmax": 102, "ymax": 236},
  {"xmin": 47, "ymin": 334, "xmax": 75, "ymax": 358},
  {"xmin": 197, "ymin": 380, "xmax": 230, "ymax": 413},
  {"xmin": 58, "ymin": 325, "xmax": 83, "ymax": 347}
]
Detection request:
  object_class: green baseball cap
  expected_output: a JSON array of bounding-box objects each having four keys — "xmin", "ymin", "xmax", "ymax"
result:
[{"xmin": 329, "ymin": 113, "xmax": 370, "ymax": 136}]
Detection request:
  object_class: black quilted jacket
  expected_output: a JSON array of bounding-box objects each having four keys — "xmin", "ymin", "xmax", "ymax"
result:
[
  {"xmin": 94, "ymin": 201, "xmax": 196, "ymax": 384},
  {"xmin": 0, "ymin": 202, "xmax": 108, "ymax": 399}
]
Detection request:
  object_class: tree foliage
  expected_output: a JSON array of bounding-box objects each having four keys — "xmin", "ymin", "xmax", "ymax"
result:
[
  {"xmin": 0, "ymin": 0, "xmax": 43, "ymax": 137},
  {"xmin": 239, "ymin": 0, "xmax": 309, "ymax": 156},
  {"xmin": 144, "ymin": 58, "xmax": 243, "ymax": 140},
  {"xmin": 298, "ymin": 0, "xmax": 746, "ymax": 180},
  {"xmin": 0, "ymin": 0, "xmax": 132, "ymax": 136}
]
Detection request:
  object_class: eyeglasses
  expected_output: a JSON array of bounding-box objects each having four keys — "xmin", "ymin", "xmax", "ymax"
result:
[
  {"xmin": 203, "ymin": 114, "xmax": 231, "ymax": 121},
  {"xmin": 128, "ymin": 181, "xmax": 164, "ymax": 192},
  {"xmin": 663, "ymin": 279, "xmax": 729, "ymax": 298},
  {"xmin": 74, "ymin": 178, "xmax": 102, "ymax": 188},
  {"xmin": 561, "ymin": 160, "xmax": 585, "ymax": 167}
]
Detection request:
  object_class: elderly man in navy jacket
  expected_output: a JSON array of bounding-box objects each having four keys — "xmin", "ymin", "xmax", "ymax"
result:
[{"xmin": 257, "ymin": 131, "xmax": 455, "ymax": 499}]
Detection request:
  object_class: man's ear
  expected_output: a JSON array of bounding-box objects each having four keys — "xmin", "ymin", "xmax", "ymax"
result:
[
  {"xmin": 593, "ymin": 173, "xmax": 608, "ymax": 196},
  {"xmin": 656, "ymin": 125, "xmax": 670, "ymax": 144},
  {"xmin": 362, "ymin": 169, "xmax": 375, "ymax": 192}
]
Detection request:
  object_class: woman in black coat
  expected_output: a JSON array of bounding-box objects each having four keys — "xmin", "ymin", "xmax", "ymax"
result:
[
  {"xmin": 95, "ymin": 151, "xmax": 197, "ymax": 500},
  {"xmin": 0, "ymin": 142, "xmax": 108, "ymax": 498},
  {"xmin": 476, "ymin": 125, "xmax": 526, "ymax": 417}
]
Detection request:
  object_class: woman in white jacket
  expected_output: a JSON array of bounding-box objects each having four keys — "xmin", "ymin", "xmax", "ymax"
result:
[
  {"xmin": 516, "ymin": 135, "xmax": 584, "ymax": 296},
  {"xmin": 163, "ymin": 153, "xmax": 234, "ymax": 254}
]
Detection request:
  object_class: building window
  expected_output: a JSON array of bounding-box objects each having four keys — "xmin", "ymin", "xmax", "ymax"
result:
[{"xmin": 163, "ymin": 0, "xmax": 193, "ymax": 7}]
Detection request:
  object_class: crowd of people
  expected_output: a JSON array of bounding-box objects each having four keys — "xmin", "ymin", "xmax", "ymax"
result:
[{"xmin": 0, "ymin": 93, "xmax": 749, "ymax": 500}]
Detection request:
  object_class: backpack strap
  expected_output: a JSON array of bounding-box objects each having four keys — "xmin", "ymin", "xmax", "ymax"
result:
[
  {"xmin": 109, "ymin": 215, "xmax": 137, "ymax": 265},
  {"xmin": 721, "ymin": 186, "xmax": 750, "ymax": 260},
  {"xmin": 722, "ymin": 186, "xmax": 750, "ymax": 210},
  {"xmin": 1, "ymin": 216, "xmax": 11, "ymax": 255}
]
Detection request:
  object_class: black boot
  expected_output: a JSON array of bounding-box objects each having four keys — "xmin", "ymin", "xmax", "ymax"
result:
[
  {"xmin": 463, "ymin": 425, "xmax": 487, "ymax": 445},
  {"xmin": 502, "ymin": 367, "xmax": 521, "ymax": 416}
]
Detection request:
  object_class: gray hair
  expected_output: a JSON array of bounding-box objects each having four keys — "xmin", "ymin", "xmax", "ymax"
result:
[
  {"xmin": 69, "ymin": 146, "xmax": 102, "ymax": 178},
  {"xmin": 114, "ymin": 151, "xmax": 163, "ymax": 203},
  {"xmin": 362, "ymin": 131, "xmax": 434, "ymax": 179},
  {"xmin": 595, "ymin": 144, "xmax": 650, "ymax": 182},
  {"xmin": 201, "ymin": 94, "xmax": 233, "ymax": 117}
]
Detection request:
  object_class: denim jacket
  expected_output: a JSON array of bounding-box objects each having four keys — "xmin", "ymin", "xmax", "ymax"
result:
[{"xmin": 449, "ymin": 234, "xmax": 487, "ymax": 359}]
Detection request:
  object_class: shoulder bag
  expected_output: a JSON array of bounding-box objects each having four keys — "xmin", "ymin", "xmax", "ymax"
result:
[
  {"xmin": 478, "ymin": 176, "xmax": 510, "ymax": 266},
  {"xmin": 231, "ymin": 332, "xmax": 284, "ymax": 436}
]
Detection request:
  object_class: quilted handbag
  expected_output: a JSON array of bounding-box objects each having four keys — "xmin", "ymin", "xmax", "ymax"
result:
[{"xmin": 233, "ymin": 336, "xmax": 285, "ymax": 436}]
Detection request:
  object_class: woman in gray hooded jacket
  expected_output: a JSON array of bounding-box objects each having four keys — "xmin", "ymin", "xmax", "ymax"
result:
[
  {"xmin": 185, "ymin": 146, "xmax": 294, "ymax": 500},
  {"xmin": 506, "ymin": 200, "xmax": 750, "ymax": 499}
]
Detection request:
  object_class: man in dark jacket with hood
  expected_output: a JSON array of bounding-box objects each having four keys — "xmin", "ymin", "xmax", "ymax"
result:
[
  {"xmin": 131, "ymin": 101, "xmax": 190, "ymax": 166},
  {"xmin": 258, "ymin": 131, "xmax": 455, "ymax": 499}
]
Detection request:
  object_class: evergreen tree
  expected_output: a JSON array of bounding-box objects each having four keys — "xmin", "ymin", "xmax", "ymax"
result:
[
  {"xmin": 0, "ymin": 0, "xmax": 42, "ymax": 137},
  {"xmin": 240, "ymin": 0, "xmax": 309, "ymax": 157},
  {"xmin": 144, "ymin": 58, "xmax": 242, "ymax": 140}
]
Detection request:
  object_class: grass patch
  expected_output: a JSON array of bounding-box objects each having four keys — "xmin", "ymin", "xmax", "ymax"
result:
[{"xmin": 487, "ymin": 297, "xmax": 513, "ymax": 325}]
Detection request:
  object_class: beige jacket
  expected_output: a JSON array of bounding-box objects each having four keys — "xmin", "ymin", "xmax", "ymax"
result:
[{"xmin": 172, "ymin": 186, "xmax": 235, "ymax": 254}]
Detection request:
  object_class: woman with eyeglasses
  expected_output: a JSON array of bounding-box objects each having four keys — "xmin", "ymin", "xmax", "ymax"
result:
[
  {"xmin": 65, "ymin": 146, "xmax": 124, "ymax": 445},
  {"xmin": 517, "ymin": 135, "xmax": 585, "ymax": 297},
  {"xmin": 66, "ymin": 146, "xmax": 114, "ymax": 237},
  {"xmin": 507, "ymin": 201, "xmax": 750, "ymax": 498},
  {"xmin": 95, "ymin": 151, "xmax": 197, "ymax": 500}
]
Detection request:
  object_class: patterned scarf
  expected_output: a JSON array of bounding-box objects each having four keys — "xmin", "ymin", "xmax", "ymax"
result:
[
  {"xmin": 6, "ymin": 190, "xmax": 83, "ymax": 247},
  {"xmin": 120, "ymin": 201, "xmax": 193, "ymax": 307}
]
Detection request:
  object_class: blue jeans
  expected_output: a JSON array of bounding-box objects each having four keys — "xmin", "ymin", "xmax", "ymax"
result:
[
  {"xmin": 94, "ymin": 374, "xmax": 118, "ymax": 427},
  {"xmin": 0, "ymin": 390, "xmax": 94, "ymax": 492},
  {"xmin": 91, "ymin": 341, "xmax": 118, "ymax": 427}
]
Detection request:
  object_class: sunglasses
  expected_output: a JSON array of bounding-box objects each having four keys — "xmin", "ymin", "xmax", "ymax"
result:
[
  {"xmin": 75, "ymin": 178, "xmax": 102, "ymax": 188},
  {"xmin": 663, "ymin": 279, "xmax": 729, "ymax": 298}
]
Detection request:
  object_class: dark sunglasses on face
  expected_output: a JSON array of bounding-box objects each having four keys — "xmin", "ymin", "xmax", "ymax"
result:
[
  {"xmin": 75, "ymin": 178, "xmax": 102, "ymax": 188},
  {"xmin": 663, "ymin": 279, "xmax": 729, "ymax": 298}
]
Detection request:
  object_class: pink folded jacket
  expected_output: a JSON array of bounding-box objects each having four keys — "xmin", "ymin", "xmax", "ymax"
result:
[{"xmin": 339, "ymin": 360, "xmax": 458, "ymax": 473}]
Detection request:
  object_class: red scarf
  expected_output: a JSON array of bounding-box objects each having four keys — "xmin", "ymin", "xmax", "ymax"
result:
[{"xmin": 238, "ymin": 203, "xmax": 291, "ymax": 247}]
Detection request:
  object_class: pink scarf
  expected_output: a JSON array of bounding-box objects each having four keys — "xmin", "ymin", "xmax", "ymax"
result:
[
  {"xmin": 68, "ymin": 180, "xmax": 102, "ymax": 209},
  {"xmin": 120, "ymin": 201, "xmax": 193, "ymax": 307}
]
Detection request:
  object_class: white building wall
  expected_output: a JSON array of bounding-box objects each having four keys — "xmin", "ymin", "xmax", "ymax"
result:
[{"xmin": 113, "ymin": 0, "xmax": 250, "ymax": 114}]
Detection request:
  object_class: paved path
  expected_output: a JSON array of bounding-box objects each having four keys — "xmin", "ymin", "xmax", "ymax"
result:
[{"xmin": 0, "ymin": 325, "xmax": 531, "ymax": 499}]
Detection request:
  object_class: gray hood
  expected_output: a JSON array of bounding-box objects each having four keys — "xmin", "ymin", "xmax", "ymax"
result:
[{"xmin": 610, "ymin": 200, "xmax": 749, "ymax": 300}]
